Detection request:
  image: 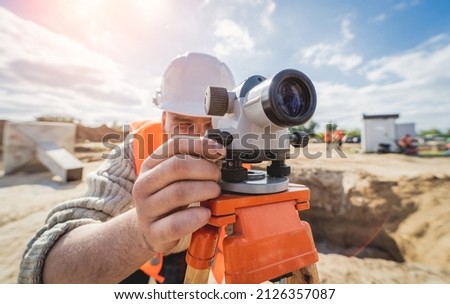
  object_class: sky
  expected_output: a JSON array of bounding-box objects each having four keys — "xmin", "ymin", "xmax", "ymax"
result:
[{"xmin": 0, "ymin": 0, "xmax": 449, "ymax": 132}]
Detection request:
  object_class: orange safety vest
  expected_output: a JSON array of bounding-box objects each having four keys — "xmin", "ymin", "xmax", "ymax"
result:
[
  {"xmin": 334, "ymin": 130, "xmax": 345, "ymax": 142},
  {"xmin": 324, "ymin": 130, "xmax": 332, "ymax": 143},
  {"xmin": 129, "ymin": 120, "xmax": 165, "ymax": 283},
  {"xmin": 129, "ymin": 120, "xmax": 227, "ymax": 284}
]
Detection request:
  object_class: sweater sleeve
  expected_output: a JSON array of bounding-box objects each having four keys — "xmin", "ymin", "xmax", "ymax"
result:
[{"xmin": 17, "ymin": 144, "xmax": 137, "ymax": 283}]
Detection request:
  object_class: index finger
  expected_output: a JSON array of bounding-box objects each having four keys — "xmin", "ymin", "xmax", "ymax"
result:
[{"xmin": 142, "ymin": 136, "xmax": 226, "ymax": 170}]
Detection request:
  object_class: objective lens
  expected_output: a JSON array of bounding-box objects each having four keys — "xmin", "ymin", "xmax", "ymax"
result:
[
  {"xmin": 245, "ymin": 69, "xmax": 316, "ymax": 128},
  {"xmin": 276, "ymin": 80, "xmax": 305, "ymax": 118}
]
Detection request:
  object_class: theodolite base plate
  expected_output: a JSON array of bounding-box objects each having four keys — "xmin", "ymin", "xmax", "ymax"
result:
[{"xmin": 220, "ymin": 173, "xmax": 289, "ymax": 194}]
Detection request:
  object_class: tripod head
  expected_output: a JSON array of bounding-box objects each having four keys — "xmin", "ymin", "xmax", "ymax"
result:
[{"xmin": 204, "ymin": 69, "xmax": 317, "ymax": 194}]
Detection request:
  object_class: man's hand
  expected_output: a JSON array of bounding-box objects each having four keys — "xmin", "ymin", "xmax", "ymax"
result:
[{"xmin": 132, "ymin": 136, "xmax": 225, "ymax": 255}]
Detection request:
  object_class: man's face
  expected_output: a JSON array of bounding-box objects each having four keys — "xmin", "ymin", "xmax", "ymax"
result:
[{"xmin": 162, "ymin": 111, "xmax": 212, "ymax": 138}]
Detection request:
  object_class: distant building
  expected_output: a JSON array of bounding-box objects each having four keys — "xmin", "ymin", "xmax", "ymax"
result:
[{"xmin": 362, "ymin": 114, "xmax": 416, "ymax": 153}]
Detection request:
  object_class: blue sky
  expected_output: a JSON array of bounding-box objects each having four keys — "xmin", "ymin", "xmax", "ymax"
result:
[{"xmin": 0, "ymin": 0, "xmax": 449, "ymax": 132}]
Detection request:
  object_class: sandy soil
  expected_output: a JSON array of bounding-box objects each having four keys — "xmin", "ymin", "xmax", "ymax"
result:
[
  {"xmin": 288, "ymin": 144, "xmax": 450, "ymax": 283},
  {"xmin": 1, "ymin": 143, "xmax": 449, "ymax": 283}
]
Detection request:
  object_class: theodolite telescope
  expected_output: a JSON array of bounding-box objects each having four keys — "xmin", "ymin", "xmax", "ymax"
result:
[
  {"xmin": 185, "ymin": 69, "xmax": 319, "ymax": 284},
  {"xmin": 204, "ymin": 69, "xmax": 317, "ymax": 194}
]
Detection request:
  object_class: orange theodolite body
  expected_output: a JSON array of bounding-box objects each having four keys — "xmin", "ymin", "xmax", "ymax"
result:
[{"xmin": 186, "ymin": 184, "xmax": 319, "ymax": 284}]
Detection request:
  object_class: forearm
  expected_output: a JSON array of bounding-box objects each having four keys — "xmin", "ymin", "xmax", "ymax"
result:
[{"xmin": 43, "ymin": 209, "xmax": 156, "ymax": 283}]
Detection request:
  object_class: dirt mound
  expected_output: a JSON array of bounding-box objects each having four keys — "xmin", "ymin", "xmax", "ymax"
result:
[
  {"xmin": 290, "ymin": 167, "xmax": 450, "ymax": 271},
  {"xmin": 318, "ymin": 253, "xmax": 450, "ymax": 283},
  {"xmin": 73, "ymin": 124, "xmax": 126, "ymax": 162},
  {"xmin": 75, "ymin": 124, "xmax": 124, "ymax": 143}
]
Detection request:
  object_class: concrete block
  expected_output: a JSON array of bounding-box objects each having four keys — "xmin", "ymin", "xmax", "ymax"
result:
[
  {"xmin": 37, "ymin": 142, "xmax": 83, "ymax": 182},
  {"xmin": 3, "ymin": 122, "xmax": 83, "ymax": 181}
]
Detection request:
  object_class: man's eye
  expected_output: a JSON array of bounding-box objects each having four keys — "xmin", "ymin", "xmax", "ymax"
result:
[{"xmin": 176, "ymin": 123, "xmax": 194, "ymax": 132}]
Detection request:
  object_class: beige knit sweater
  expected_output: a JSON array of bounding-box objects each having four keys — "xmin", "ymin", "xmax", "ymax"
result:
[{"xmin": 17, "ymin": 143, "xmax": 191, "ymax": 283}]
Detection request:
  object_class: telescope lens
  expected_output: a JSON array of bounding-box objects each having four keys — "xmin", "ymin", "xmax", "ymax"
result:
[
  {"xmin": 244, "ymin": 69, "xmax": 316, "ymax": 128},
  {"xmin": 276, "ymin": 80, "xmax": 305, "ymax": 118}
]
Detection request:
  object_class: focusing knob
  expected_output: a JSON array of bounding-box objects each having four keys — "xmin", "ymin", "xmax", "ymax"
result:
[
  {"xmin": 267, "ymin": 160, "xmax": 291, "ymax": 177},
  {"xmin": 205, "ymin": 86, "xmax": 229, "ymax": 116},
  {"xmin": 221, "ymin": 167, "xmax": 248, "ymax": 183},
  {"xmin": 290, "ymin": 131, "xmax": 309, "ymax": 148}
]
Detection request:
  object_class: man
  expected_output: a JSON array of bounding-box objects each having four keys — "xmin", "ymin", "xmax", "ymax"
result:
[
  {"xmin": 334, "ymin": 129, "xmax": 345, "ymax": 148},
  {"xmin": 398, "ymin": 133, "xmax": 417, "ymax": 155},
  {"xmin": 399, "ymin": 134, "xmax": 412, "ymax": 149},
  {"xmin": 18, "ymin": 52, "xmax": 235, "ymax": 283}
]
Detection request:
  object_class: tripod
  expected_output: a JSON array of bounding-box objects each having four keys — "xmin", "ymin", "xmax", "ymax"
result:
[{"xmin": 184, "ymin": 183, "xmax": 319, "ymax": 284}]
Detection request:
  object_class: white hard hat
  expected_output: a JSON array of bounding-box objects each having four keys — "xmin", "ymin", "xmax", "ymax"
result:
[{"xmin": 153, "ymin": 52, "xmax": 235, "ymax": 117}]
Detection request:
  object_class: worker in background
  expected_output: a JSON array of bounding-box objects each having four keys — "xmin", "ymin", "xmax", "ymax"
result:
[
  {"xmin": 398, "ymin": 133, "xmax": 418, "ymax": 155},
  {"xmin": 334, "ymin": 129, "xmax": 345, "ymax": 149}
]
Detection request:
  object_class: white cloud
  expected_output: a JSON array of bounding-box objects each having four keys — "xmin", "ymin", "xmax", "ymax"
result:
[
  {"xmin": 315, "ymin": 35, "xmax": 450, "ymax": 131},
  {"xmin": 300, "ymin": 18, "xmax": 363, "ymax": 71},
  {"xmin": 362, "ymin": 35, "xmax": 450, "ymax": 83},
  {"xmin": 370, "ymin": 13, "xmax": 387, "ymax": 23},
  {"xmin": 370, "ymin": 0, "xmax": 420, "ymax": 23},
  {"xmin": 213, "ymin": 19, "xmax": 254, "ymax": 57},
  {"xmin": 210, "ymin": 0, "xmax": 277, "ymax": 59},
  {"xmin": 340, "ymin": 19, "xmax": 354, "ymax": 43},
  {"xmin": 0, "ymin": 7, "xmax": 153, "ymax": 125},
  {"xmin": 259, "ymin": 0, "xmax": 276, "ymax": 31},
  {"xmin": 393, "ymin": 0, "xmax": 420, "ymax": 11}
]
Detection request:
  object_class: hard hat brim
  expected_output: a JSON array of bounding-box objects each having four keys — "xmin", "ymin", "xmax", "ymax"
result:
[{"xmin": 156, "ymin": 101, "xmax": 209, "ymax": 118}]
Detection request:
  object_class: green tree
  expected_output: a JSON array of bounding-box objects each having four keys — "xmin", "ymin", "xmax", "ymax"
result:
[
  {"xmin": 289, "ymin": 120, "xmax": 319, "ymax": 134},
  {"xmin": 346, "ymin": 128, "xmax": 361, "ymax": 137},
  {"xmin": 418, "ymin": 128, "xmax": 443, "ymax": 137}
]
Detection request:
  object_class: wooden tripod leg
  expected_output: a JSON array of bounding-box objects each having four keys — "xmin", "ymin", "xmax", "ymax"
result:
[
  {"xmin": 184, "ymin": 266, "xmax": 210, "ymax": 284},
  {"xmin": 286, "ymin": 263, "xmax": 320, "ymax": 284},
  {"xmin": 184, "ymin": 224, "xmax": 220, "ymax": 284}
]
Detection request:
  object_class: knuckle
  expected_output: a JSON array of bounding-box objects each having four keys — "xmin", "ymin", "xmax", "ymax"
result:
[
  {"xmin": 212, "ymin": 182, "xmax": 222, "ymax": 197},
  {"xmin": 132, "ymin": 179, "xmax": 145, "ymax": 201},
  {"xmin": 140, "ymin": 156, "xmax": 152, "ymax": 171},
  {"xmin": 172, "ymin": 182, "xmax": 189, "ymax": 202},
  {"xmin": 203, "ymin": 181, "xmax": 221, "ymax": 199},
  {"xmin": 192, "ymin": 181, "xmax": 220, "ymax": 202},
  {"xmin": 212, "ymin": 166, "xmax": 222, "ymax": 181},
  {"xmin": 170, "ymin": 157, "xmax": 189, "ymax": 174},
  {"xmin": 132, "ymin": 173, "xmax": 154, "ymax": 201}
]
